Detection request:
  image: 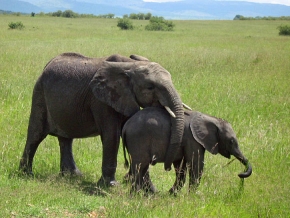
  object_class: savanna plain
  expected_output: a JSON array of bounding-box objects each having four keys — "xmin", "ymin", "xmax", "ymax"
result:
[{"xmin": 0, "ymin": 15, "xmax": 289, "ymax": 217}]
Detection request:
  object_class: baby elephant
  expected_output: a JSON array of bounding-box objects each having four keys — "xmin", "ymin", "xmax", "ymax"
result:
[{"xmin": 122, "ymin": 107, "xmax": 252, "ymax": 194}]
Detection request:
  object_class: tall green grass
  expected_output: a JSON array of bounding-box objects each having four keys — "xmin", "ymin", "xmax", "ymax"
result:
[{"xmin": 0, "ymin": 15, "xmax": 289, "ymax": 217}]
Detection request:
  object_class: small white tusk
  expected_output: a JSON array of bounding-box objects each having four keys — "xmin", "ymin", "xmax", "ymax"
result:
[
  {"xmin": 165, "ymin": 106, "xmax": 176, "ymax": 118},
  {"xmin": 182, "ymin": 103, "xmax": 192, "ymax": 110}
]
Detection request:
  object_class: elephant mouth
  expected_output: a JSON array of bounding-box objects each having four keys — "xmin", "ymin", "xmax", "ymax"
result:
[
  {"xmin": 159, "ymin": 102, "xmax": 192, "ymax": 118},
  {"xmin": 145, "ymin": 101, "xmax": 178, "ymax": 118},
  {"xmin": 152, "ymin": 101, "xmax": 163, "ymax": 107}
]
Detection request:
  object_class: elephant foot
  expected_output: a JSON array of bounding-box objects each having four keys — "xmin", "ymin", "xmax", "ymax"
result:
[
  {"xmin": 123, "ymin": 172, "xmax": 130, "ymax": 182},
  {"xmin": 169, "ymin": 187, "xmax": 177, "ymax": 195},
  {"xmin": 169, "ymin": 186, "xmax": 183, "ymax": 195},
  {"xmin": 146, "ymin": 185, "xmax": 158, "ymax": 194},
  {"xmin": 188, "ymin": 183, "xmax": 199, "ymax": 192},
  {"xmin": 18, "ymin": 168, "xmax": 34, "ymax": 177},
  {"xmin": 60, "ymin": 168, "xmax": 83, "ymax": 177},
  {"xmin": 97, "ymin": 176, "xmax": 119, "ymax": 188},
  {"xmin": 19, "ymin": 160, "xmax": 34, "ymax": 176},
  {"xmin": 60, "ymin": 160, "xmax": 83, "ymax": 176},
  {"xmin": 142, "ymin": 181, "xmax": 158, "ymax": 194}
]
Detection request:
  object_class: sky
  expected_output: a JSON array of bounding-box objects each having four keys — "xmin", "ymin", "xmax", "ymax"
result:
[
  {"xmin": 13, "ymin": 0, "xmax": 290, "ymax": 19},
  {"xmin": 20, "ymin": 0, "xmax": 290, "ymax": 6},
  {"xmin": 143, "ymin": 0, "xmax": 290, "ymax": 6}
]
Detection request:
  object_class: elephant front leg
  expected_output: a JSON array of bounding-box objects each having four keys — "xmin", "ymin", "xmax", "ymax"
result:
[
  {"xmin": 169, "ymin": 158, "xmax": 187, "ymax": 194},
  {"xmin": 97, "ymin": 128, "xmax": 120, "ymax": 187},
  {"xmin": 58, "ymin": 137, "xmax": 82, "ymax": 176}
]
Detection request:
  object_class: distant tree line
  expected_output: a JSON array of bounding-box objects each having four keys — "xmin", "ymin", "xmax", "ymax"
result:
[
  {"xmin": 47, "ymin": 10, "xmax": 114, "ymax": 18},
  {"xmin": 0, "ymin": 10, "xmax": 14, "ymax": 14},
  {"xmin": 46, "ymin": 10, "xmax": 153, "ymax": 19},
  {"xmin": 123, "ymin": 13, "xmax": 152, "ymax": 20},
  {"xmin": 0, "ymin": 9, "xmax": 109, "ymax": 18},
  {"xmin": 0, "ymin": 10, "xmax": 24, "ymax": 16},
  {"xmin": 6, "ymin": 10, "xmax": 153, "ymax": 19},
  {"xmin": 234, "ymin": 15, "xmax": 290, "ymax": 20}
]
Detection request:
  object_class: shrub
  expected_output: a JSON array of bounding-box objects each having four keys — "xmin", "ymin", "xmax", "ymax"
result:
[
  {"xmin": 277, "ymin": 25, "xmax": 290, "ymax": 36},
  {"xmin": 117, "ymin": 18, "xmax": 134, "ymax": 30},
  {"xmin": 52, "ymin": 10, "xmax": 62, "ymax": 17},
  {"xmin": 8, "ymin": 21, "xmax": 24, "ymax": 30},
  {"xmin": 145, "ymin": 16, "xmax": 175, "ymax": 31},
  {"xmin": 62, "ymin": 10, "xmax": 78, "ymax": 18}
]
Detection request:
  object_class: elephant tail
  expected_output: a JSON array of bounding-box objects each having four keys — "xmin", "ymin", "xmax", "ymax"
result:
[{"xmin": 122, "ymin": 132, "xmax": 130, "ymax": 169}]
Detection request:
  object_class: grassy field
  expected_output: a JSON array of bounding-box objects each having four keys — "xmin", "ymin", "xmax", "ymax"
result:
[{"xmin": 0, "ymin": 15, "xmax": 289, "ymax": 217}]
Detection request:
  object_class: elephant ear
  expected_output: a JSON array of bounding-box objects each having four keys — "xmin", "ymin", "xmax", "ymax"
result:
[
  {"xmin": 90, "ymin": 61, "xmax": 140, "ymax": 117},
  {"xmin": 129, "ymin": 54, "xmax": 149, "ymax": 61},
  {"xmin": 189, "ymin": 111, "xmax": 219, "ymax": 154}
]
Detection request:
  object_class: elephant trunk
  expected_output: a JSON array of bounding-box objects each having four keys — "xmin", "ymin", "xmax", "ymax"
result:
[
  {"xmin": 160, "ymin": 84, "xmax": 184, "ymax": 171},
  {"xmin": 232, "ymin": 148, "xmax": 252, "ymax": 178}
]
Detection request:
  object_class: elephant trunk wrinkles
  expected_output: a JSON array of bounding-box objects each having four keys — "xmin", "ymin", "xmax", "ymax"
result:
[
  {"xmin": 162, "ymin": 85, "xmax": 184, "ymax": 171},
  {"xmin": 232, "ymin": 149, "xmax": 252, "ymax": 178}
]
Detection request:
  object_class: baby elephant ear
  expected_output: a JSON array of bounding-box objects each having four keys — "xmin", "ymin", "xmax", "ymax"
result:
[{"xmin": 189, "ymin": 112, "xmax": 219, "ymax": 154}]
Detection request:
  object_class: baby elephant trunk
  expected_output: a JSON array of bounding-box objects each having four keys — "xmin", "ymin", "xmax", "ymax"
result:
[
  {"xmin": 232, "ymin": 148, "xmax": 252, "ymax": 178},
  {"xmin": 237, "ymin": 157, "xmax": 252, "ymax": 178}
]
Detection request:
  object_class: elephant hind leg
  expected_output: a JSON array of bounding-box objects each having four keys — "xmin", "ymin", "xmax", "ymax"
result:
[
  {"xmin": 169, "ymin": 158, "xmax": 187, "ymax": 194},
  {"xmin": 130, "ymin": 163, "xmax": 157, "ymax": 194},
  {"xmin": 19, "ymin": 133, "xmax": 47, "ymax": 175},
  {"xmin": 142, "ymin": 170, "xmax": 158, "ymax": 194},
  {"xmin": 130, "ymin": 162, "xmax": 145, "ymax": 193},
  {"xmin": 58, "ymin": 137, "xmax": 82, "ymax": 176},
  {"xmin": 19, "ymin": 92, "xmax": 49, "ymax": 175}
]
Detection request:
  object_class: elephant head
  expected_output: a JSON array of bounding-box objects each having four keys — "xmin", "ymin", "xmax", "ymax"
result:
[
  {"xmin": 90, "ymin": 61, "xmax": 185, "ymax": 170},
  {"xmin": 190, "ymin": 112, "xmax": 252, "ymax": 178}
]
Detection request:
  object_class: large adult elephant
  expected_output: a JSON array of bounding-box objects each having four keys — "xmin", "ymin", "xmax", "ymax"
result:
[{"xmin": 19, "ymin": 52, "xmax": 186, "ymax": 186}]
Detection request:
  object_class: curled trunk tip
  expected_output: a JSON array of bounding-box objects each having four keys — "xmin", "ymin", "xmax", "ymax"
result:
[{"xmin": 238, "ymin": 160, "xmax": 252, "ymax": 178}]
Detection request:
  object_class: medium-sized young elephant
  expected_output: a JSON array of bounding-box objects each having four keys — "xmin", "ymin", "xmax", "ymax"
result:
[{"xmin": 122, "ymin": 107, "xmax": 252, "ymax": 193}]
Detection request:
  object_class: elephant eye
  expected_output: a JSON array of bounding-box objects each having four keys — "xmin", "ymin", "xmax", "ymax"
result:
[
  {"xmin": 230, "ymin": 139, "xmax": 235, "ymax": 144},
  {"xmin": 147, "ymin": 86, "xmax": 154, "ymax": 90}
]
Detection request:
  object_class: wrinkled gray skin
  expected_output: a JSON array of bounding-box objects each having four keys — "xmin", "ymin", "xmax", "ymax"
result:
[
  {"xmin": 19, "ymin": 53, "xmax": 184, "ymax": 186},
  {"xmin": 122, "ymin": 107, "xmax": 252, "ymax": 193}
]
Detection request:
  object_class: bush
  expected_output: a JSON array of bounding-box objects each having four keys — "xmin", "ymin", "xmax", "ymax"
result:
[
  {"xmin": 62, "ymin": 10, "xmax": 78, "ymax": 18},
  {"xmin": 145, "ymin": 16, "xmax": 175, "ymax": 31},
  {"xmin": 51, "ymin": 10, "xmax": 62, "ymax": 17},
  {"xmin": 117, "ymin": 18, "xmax": 134, "ymax": 30},
  {"xmin": 8, "ymin": 21, "xmax": 24, "ymax": 30},
  {"xmin": 277, "ymin": 25, "xmax": 290, "ymax": 36},
  {"xmin": 50, "ymin": 10, "xmax": 78, "ymax": 18}
]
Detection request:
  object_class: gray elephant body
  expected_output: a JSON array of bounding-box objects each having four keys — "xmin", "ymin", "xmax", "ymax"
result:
[
  {"xmin": 20, "ymin": 53, "xmax": 185, "ymax": 186},
  {"xmin": 122, "ymin": 107, "xmax": 252, "ymax": 193}
]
